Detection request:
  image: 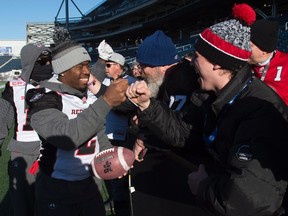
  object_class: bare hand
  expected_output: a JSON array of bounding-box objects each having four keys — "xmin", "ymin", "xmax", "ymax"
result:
[
  {"xmin": 132, "ymin": 115, "xmax": 139, "ymax": 125},
  {"xmin": 187, "ymin": 164, "xmax": 208, "ymax": 195},
  {"xmin": 126, "ymin": 80, "xmax": 151, "ymax": 110},
  {"xmin": 87, "ymin": 74, "xmax": 101, "ymax": 95},
  {"xmin": 103, "ymin": 79, "xmax": 128, "ymax": 106},
  {"xmin": 133, "ymin": 138, "xmax": 146, "ymax": 162}
]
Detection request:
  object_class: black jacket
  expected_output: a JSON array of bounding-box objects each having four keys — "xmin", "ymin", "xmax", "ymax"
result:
[{"xmin": 137, "ymin": 64, "xmax": 288, "ymax": 216}]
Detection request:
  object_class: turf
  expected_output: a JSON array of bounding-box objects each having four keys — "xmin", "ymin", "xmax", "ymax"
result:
[{"xmin": 0, "ymin": 82, "xmax": 12, "ymax": 215}]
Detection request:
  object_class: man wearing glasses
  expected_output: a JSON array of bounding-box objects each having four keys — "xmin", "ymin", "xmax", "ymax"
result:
[
  {"xmin": 1, "ymin": 42, "xmax": 53, "ymax": 216},
  {"xmin": 127, "ymin": 30, "xmax": 203, "ymax": 216},
  {"xmin": 103, "ymin": 52, "xmax": 137, "ymax": 216}
]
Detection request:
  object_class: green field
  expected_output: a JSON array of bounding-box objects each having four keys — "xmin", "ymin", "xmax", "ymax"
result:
[
  {"xmin": 0, "ymin": 136, "xmax": 11, "ymax": 216},
  {"xmin": 0, "ymin": 82, "xmax": 12, "ymax": 215}
]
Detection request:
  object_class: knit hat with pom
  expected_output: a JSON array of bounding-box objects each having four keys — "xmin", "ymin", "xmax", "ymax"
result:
[{"xmin": 194, "ymin": 3, "xmax": 256, "ymax": 71}]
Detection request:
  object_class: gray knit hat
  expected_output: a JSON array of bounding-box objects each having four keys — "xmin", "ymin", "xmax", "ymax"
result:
[
  {"xmin": 107, "ymin": 52, "xmax": 125, "ymax": 66},
  {"xmin": 194, "ymin": 3, "xmax": 256, "ymax": 71},
  {"xmin": 52, "ymin": 40, "xmax": 91, "ymax": 74},
  {"xmin": 20, "ymin": 42, "xmax": 51, "ymax": 82}
]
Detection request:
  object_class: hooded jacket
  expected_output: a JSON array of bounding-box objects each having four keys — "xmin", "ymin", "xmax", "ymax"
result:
[
  {"xmin": 1, "ymin": 43, "xmax": 52, "ymax": 155},
  {"xmin": 20, "ymin": 43, "xmax": 51, "ymax": 83}
]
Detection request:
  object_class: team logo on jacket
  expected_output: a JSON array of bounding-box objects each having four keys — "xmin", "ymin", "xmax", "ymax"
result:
[
  {"xmin": 29, "ymin": 92, "xmax": 44, "ymax": 102},
  {"xmin": 236, "ymin": 145, "xmax": 253, "ymax": 161}
]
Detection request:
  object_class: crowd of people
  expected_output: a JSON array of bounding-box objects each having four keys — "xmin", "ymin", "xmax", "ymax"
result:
[{"xmin": 1, "ymin": 3, "xmax": 288, "ymax": 216}]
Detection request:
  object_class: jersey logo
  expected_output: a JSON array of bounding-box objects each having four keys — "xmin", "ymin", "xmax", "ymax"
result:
[
  {"xmin": 29, "ymin": 92, "xmax": 44, "ymax": 102},
  {"xmin": 236, "ymin": 145, "xmax": 253, "ymax": 161},
  {"xmin": 169, "ymin": 95, "xmax": 187, "ymax": 111},
  {"xmin": 10, "ymin": 80, "xmax": 26, "ymax": 86},
  {"xmin": 71, "ymin": 109, "xmax": 83, "ymax": 115}
]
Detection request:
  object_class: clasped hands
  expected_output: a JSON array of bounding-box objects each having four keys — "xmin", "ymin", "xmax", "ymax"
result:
[
  {"xmin": 92, "ymin": 77, "xmax": 209, "ymax": 195},
  {"xmin": 126, "ymin": 80, "xmax": 152, "ymax": 110},
  {"xmin": 88, "ymin": 76, "xmax": 151, "ymax": 109}
]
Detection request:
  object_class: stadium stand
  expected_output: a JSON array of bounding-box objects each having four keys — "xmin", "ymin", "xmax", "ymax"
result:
[
  {"xmin": 0, "ymin": 57, "xmax": 21, "ymax": 73},
  {"xmin": 53, "ymin": 0, "xmax": 287, "ymax": 64},
  {"xmin": 0, "ymin": 57, "xmax": 21, "ymax": 80},
  {"xmin": 1, "ymin": 1, "xmax": 288, "ymax": 79},
  {"xmin": 278, "ymin": 15, "xmax": 288, "ymax": 52},
  {"xmin": 0, "ymin": 56, "xmax": 12, "ymax": 67}
]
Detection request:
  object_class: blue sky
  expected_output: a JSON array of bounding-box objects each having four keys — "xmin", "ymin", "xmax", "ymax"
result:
[{"xmin": 0, "ymin": 0, "xmax": 104, "ymax": 40}]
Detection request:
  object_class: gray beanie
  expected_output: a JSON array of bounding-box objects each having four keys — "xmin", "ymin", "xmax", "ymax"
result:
[
  {"xmin": 20, "ymin": 42, "xmax": 51, "ymax": 82},
  {"xmin": 107, "ymin": 52, "xmax": 125, "ymax": 66},
  {"xmin": 52, "ymin": 40, "xmax": 91, "ymax": 74}
]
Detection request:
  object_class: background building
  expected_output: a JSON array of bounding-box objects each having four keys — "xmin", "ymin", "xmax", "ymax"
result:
[{"xmin": 1, "ymin": 0, "xmax": 288, "ymax": 79}]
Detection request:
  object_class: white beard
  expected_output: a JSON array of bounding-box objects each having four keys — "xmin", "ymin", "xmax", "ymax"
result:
[{"xmin": 147, "ymin": 78, "xmax": 163, "ymax": 98}]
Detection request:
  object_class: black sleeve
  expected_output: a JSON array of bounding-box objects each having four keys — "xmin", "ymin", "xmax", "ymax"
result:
[
  {"xmin": 1, "ymin": 82, "xmax": 14, "ymax": 105},
  {"xmin": 137, "ymin": 98, "xmax": 203, "ymax": 148},
  {"xmin": 95, "ymin": 83, "xmax": 108, "ymax": 98}
]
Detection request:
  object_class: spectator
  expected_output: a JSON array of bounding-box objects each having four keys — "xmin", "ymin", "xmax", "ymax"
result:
[
  {"xmin": 105, "ymin": 52, "xmax": 135, "ymax": 82},
  {"xmin": 131, "ymin": 60, "xmax": 142, "ymax": 79},
  {"xmin": 249, "ymin": 19, "xmax": 288, "ymax": 105},
  {"xmin": 128, "ymin": 30, "xmax": 203, "ymax": 216},
  {"xmin": 25, "ymin": 39, "xmax": 128, "ymax": 216},
  {"xmin": 102, "ymin": 52, "xmax": 136, "ymax": 216},
  {"xmin": 91, "ymin": 40, "xmax": 113, "ymax": 83},
  {"xmin": 135, "ymin": 37, "xmax": 143, "ymax": 46},
  {"xmin": 126, "ymin": 4, "xmax": 288, "ymax": 216},
  {"xmin": 1, "ymin": 42, "xmax": 53, "ymax": 216}
]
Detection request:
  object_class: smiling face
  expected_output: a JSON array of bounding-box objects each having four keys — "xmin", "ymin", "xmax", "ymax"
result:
[
  {"xmin": 60, "ymin": 61, "xmax": 90, "ymax": 92},
  {"xmin": 192, "ymin": 52, "xmax": 231, "ymax": 92},
  {"xmin": 192, "ymin": 52, "xmax": 218, "ymax": 91}
]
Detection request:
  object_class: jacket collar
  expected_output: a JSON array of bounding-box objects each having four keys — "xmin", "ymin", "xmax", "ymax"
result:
[
  {"xmin": 211, "ymin": 64, "xmax": 253, "ymax": 115},
  {"xmin": 40, "ymin": 76, "xmax": 87, "ymax": 99}
]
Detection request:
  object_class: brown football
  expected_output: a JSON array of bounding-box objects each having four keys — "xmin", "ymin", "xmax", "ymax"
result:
[{"xmin": 91, "ymin": 146, "xmax": 135, "ymax": 180}]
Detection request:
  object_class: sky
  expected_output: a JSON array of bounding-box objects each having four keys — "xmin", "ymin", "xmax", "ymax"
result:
[{"xmin": 0, "ymin": 0, "xmax": 104, "ymax": 40}]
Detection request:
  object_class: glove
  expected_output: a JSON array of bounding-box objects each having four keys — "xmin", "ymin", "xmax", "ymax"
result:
[{"xmin": 98, "ymin": 40, "xmax": 113, "ymax": 60}]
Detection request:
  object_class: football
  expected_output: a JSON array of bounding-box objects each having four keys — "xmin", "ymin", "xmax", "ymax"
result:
[{"xmin": 91, "ymin": 146, "xmax": 135, "ymax": 180}]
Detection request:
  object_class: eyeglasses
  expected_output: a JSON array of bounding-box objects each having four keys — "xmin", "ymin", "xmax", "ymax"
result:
[
  {"xmin": 105, "ymin": 63, "xmax": 117, "ymax": 68},
  {"xmin": 36, "ymin": 50, "xmax": 52, "ymax": 66},
  {"xmin": 137, "ymin": 64, "xmax": 148, "ymax": 70}
]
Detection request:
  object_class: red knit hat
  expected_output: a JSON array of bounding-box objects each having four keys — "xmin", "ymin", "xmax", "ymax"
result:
[{"xmin": 194, "ymin": 3, "xmax": 256, "ymax": 71}]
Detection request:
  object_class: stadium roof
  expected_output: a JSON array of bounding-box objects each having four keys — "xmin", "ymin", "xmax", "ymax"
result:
[{"xmin": 55, "ymin": 0, "xmax": 288, "ymax": 48}]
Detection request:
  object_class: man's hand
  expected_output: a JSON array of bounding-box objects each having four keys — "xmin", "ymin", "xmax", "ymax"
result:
[
  {"xmin": 87, "ymin": 74, "xmax": 101, "ymax": 95},
  {"xmin": 133, "ymin": 138, "xmax": 146, "ymax": 162},
  {"xmin": 188, "ymin": 164, "xmax": 208, "ymax": 195},
  {"xmin": 103, "ymin": 79, "xmax": 128, "ymax": 106},
  {"xmin": 126, "ymin": 80, "xmax": 151, "ymax": 110}
]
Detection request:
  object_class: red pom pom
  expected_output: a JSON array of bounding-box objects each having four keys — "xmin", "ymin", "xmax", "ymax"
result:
[{"xmin": 232, "ymin": 3, "xmax": 256, "ymax": 26}]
